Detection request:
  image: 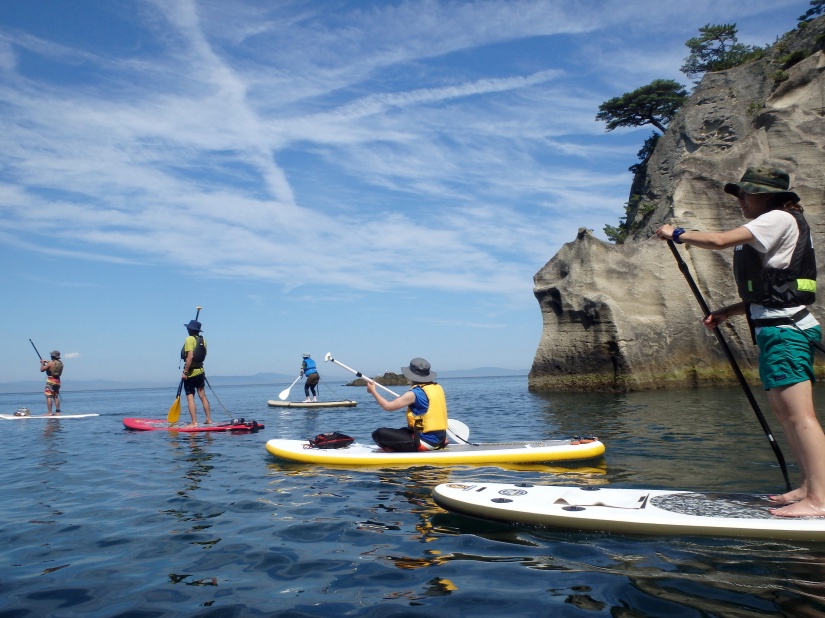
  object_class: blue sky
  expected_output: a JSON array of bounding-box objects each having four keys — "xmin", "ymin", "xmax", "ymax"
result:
[{"xmin": 0, "ymin": 0, "xmax": 808, "ymax": 383}]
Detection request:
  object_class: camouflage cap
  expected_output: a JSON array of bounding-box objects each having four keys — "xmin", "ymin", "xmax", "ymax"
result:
[{"xmin": 724, "ymin": 166, "xmax": 800, "ymax": 202}]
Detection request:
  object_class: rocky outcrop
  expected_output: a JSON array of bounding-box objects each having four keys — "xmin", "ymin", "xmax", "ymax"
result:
[
  {"xmin": 347, "ymin": 372, "xmax": 410, "ymax": 387},
  {"xmin": 530, "ymin": 17, "xmax": 825, "ymax": 392}
]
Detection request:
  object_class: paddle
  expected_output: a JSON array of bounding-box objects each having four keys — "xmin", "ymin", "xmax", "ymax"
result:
[
  {"xmin": 324, "ymin": 352, "xmax": 472, "ymax": 444},
  {"xmin": 667, "ymin": 240, "xmax": 791, "ymax": 491},
  {"xmin": 278, "ymin": 375, "xmax": 303, "ymax": 401},
  {"xmin": 168, "ymin": 306, "xmax": 203, "ymax": 424},
  {"xmin": 167, "ymin": 379, "xmax": 184, "ymax": 423}
]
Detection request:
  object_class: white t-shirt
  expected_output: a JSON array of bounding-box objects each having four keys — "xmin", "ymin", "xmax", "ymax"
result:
[{"xmin": 742, "ymin": 209, "xmax": 818, "ymax": 328}]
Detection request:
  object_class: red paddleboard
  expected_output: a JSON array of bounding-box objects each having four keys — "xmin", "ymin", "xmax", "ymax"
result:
[{"xmin": 123, "ymin": 418, "xmax": 264, "ymax": 433}]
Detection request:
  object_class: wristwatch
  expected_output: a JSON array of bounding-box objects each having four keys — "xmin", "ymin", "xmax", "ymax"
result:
[{"xmin": 672, "ymin": 227, "xmax": 686, "ymax": 244}]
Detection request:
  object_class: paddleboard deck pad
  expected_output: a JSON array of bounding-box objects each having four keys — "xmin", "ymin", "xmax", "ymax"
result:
[
  {"xmin": 265, "ymin": 437, "xmax": 604, "ymax": 465},
  {"xmin": 1, "ymin": 413, "xmax": 100, "ymax": 420},
  {"xmin": 432, "ymin": 483, "xmax": 825, "ymax": 541},
  {"xmin": 123, "ymin": 418, "xmax": 264, "ymax": 432},
  {"xmin": 267, "ymin": 400, "xmax": 357, "ymax": 408}
]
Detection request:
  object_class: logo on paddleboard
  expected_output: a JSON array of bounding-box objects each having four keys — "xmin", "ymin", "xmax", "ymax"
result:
[
  {"xmin": 445, "ymin": 484, "xmax": 476, "ymax": 490},
  {"xmin": 498, "ymin": 489, "xmax": 527, "ymax": 497}
]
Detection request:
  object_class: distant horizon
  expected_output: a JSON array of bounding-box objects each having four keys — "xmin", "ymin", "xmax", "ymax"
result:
[{"xmin": 0, "ymin": 367, "xmax": 529, "ymax": 394}]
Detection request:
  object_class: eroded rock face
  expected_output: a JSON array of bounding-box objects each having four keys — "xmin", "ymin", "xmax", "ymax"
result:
[{"xmin": 530, "ymin": 19, "xmax": 825, "ymax": 392}]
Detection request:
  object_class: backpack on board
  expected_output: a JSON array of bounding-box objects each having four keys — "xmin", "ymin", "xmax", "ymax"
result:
[{"xmin": 307, "ymin": 432, "xmax": 354, "ymax": 449}]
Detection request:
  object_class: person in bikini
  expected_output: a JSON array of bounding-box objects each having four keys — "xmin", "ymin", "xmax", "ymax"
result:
[{"xmin": 657, "ymin": 166, "xmax": 825, "ymax": 518}]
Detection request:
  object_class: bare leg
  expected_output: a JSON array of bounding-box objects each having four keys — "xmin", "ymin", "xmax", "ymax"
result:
[
  {"xmin": 45, "ymin": 395, "xmax": 54, "ymax": 415},
  {"xmin": 197, "ymin": 387, "xmax": 212, "ymax": 424},
  {"xmin": 767, "ymin": 382, "xmax": 825, "ymax": 517},
  {"xmin": 185, "ymin": 393, "xmax": 198, "ymax": 426}
]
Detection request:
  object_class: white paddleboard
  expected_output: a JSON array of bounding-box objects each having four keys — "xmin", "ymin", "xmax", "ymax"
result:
[
  {"xmin": 267, "ymin": 400, "xmax": 357, "ymax": 408},
  {"xmin": 432, "ymin": 482, "xmax": 825, "ymax": 541},
  {"xmin": 266, "ymin": 437, "xmax": 605, "ymax": 466},
  {"xmin": 0, "ymin": 413, "xmax": 100, "ymax": 420}
]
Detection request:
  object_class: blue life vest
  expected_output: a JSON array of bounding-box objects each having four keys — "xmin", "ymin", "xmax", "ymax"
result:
[{"xmin": 302, "ymin": 357, "xmax": 318, "ymax": 375}]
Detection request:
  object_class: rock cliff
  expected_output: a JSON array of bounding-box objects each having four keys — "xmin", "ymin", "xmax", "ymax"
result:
[{"xmin": 530, "ymin": 17, "xmax": 825, "ymax": 392}]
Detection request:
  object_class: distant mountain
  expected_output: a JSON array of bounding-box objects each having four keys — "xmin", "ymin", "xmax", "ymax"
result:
[{"xmin": 0, "ymin": 368, "xmax": 527, "ymax": 394}]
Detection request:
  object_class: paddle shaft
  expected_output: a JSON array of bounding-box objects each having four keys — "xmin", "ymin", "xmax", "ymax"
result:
[
  {"xmin": 667, "ymin": 240, "xmax": 791, "ymax": 491},
  {"xmin": 279, "ymin": 375, "xmax": 302, "ymax": 400},
  {"xmin": 29, "ymin": 339, "xmax": 43, "ymax": 361},
  {"xmin": 326, "ymin": 355, "xmax": 401, "ymax": 398}
]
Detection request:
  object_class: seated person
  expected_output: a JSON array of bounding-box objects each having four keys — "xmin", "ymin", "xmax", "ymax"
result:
[{"xmin": 367, "ymin": 358, "xmax": 448, "ymax": 452}]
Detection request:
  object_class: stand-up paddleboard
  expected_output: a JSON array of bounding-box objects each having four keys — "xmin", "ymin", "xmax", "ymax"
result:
[
  {"xmin": 123, "ymin": 418, "xmax": 264, "ymax": 433},
  {"xmin": 432, "ymin": 482, "xmax": 825, "ymax": 541},
  {"xmin": 265, "ymin": 437, "xmax": 604, "ymax": 466},
  {"xmin": 1, "ymin": 413, "xmax": 100, "ymax": 420},
  {"xmin": 267, "ymin": 400, "xmax": 357, "ymax": 408}
]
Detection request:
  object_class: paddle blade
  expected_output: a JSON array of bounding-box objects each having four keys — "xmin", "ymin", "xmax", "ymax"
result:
[
  {"xmin": 167, "ymin": 379, "xmax": 184, "ymax": 423},
  {"xmin": 447, "ymin": 418, "xmax": 469, "ymax": 443},
  {"xmin": 167, "ymin": 396, "xmax": 181, "ymax": 423},
  {"xmin": 278, "ymin": 387, "xmax": 291, "ymax": 400}
]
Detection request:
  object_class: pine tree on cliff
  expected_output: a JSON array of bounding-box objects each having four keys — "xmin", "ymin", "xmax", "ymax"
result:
[{"xmin": 595, "ymin": 80, "xmax": 688, "ymax": 135}]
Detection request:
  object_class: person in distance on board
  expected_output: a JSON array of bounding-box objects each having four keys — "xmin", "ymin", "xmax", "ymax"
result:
[
  {"xmin": 656, "ymin": 166, "xmax": 825, "ymax": 518},
  {"xmin": 367, "ymin": 358, "xmax": 448, "ymax": 452},
  {"xmin": 181, "ymin": 319, "xmax": 212, "ymax": 426},
  {"xmin": 300, "ymin": 353, "xmax": 320, "ymax": 402},
  {"xmin": 40, "ymin": 350, "xmax": 63, "ymax": 416}
]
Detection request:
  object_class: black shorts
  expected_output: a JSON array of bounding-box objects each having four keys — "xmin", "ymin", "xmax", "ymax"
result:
[{"xmin": 183, "ymin": 373, "xmax": 206, "ymax": 396}]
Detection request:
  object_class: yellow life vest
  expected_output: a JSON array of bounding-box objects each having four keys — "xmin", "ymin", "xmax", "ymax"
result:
[{"xmin": 405, "ymin": 383, "xmax": 447, "ymax": 433}]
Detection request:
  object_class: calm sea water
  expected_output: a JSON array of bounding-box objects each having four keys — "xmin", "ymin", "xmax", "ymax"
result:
[{"xmin": 2, "ymin": 375, "xmax": 825, "ymax": 617}]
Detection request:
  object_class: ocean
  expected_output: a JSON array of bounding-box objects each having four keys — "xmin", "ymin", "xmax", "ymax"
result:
[{"xmin": 1, "ymin": 375, "xmax": 824, "ymax": 617}]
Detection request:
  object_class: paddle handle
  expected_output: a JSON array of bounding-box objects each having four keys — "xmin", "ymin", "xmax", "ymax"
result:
[
  {"xmin": 325, "ymin": 354, "xmax": 401, "ymax": 398},
  {"xmin": 29, "ymin": 339, "xmax": 43, "ymax": 361}
]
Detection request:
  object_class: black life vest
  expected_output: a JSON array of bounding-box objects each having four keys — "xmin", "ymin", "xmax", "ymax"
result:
[
  {"xmin": 732, "ymin": 209, "xmax": 816, "ymax": 308},
  {"xmin": 180, "ymin": 336, "xmax": 207, "ymax": 368}
]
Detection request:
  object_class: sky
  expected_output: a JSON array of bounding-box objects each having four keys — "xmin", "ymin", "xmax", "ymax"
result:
[{"xmin": 0, "ymin": 0, "xmax": 811, "ymax": 384}]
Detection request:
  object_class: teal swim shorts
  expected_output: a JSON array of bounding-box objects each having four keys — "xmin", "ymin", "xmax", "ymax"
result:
[{"xmin": 757, "ymin": 325, "xmax": 821, "ymax": 390}]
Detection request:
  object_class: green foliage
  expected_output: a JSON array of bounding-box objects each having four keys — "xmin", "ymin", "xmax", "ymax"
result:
[
  {"xmin": 799, "ymin": 0, "xmax": 825, "ymax": 23},
  {"xmin": 603, "ymin": 223, "xmax": 627, "ymax": 244},
  {"xmin": 681, "ymin": 24, "xmax": 763, "ymax": 81},
  {"xmin": 629, "ymin": 133, "xmax": 660, "ymax": 174},
  {"xmin": 772, "ymin": 69, "xmax": 790, "ymax": 83},
  {"xmin": 596, "ymin": 80, "xmax": 688, "ymax": 134},
  {"xmin": 778, "ymin": 50, "xmax": 809, "ymax": 68}
]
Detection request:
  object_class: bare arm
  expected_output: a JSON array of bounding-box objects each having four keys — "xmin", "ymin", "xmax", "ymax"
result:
[
  {"xmin": 703, "ymin": 302, "xmax": 746, "ymax": 329},
  {"xmin": 656, "ymin": 224, "xmax": 754, "ymax": 250},
  {"xmin": 366, "ymin": 381, "xmax": 415, "ymax": 411}
]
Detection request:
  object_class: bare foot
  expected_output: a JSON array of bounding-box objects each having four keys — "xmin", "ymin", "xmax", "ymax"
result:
[
  {"xmin": 769, "ymin": 498, "xmax": 825, "ymax": 518},
  {"xmin": 768, "ymin": 488, "xmax": 807, "ymax": 505}
]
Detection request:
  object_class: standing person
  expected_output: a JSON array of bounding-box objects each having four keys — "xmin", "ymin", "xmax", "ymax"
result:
[
  {"xmin": 40, "ymin": 350, "xmax": 63, "ymax": 416},
  {"xmin": 301, "ymin": 353, "xmax": 320, "ymax": 402},
  {"xmin": 367, "ymin": 358, "xmax": 448, "ymax": 452},
  {"xmin": 656, "ymin": 166, "xmax": 825, "ymax": 517},
  {"xmin": 181, "ymin": 319, "xmax": 212, "ymax": 426}
]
